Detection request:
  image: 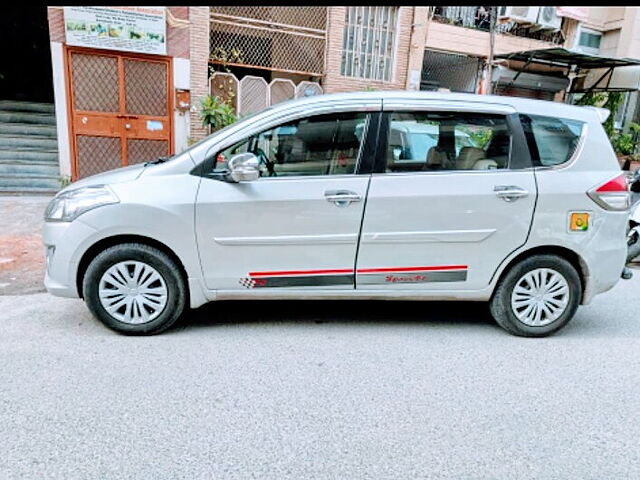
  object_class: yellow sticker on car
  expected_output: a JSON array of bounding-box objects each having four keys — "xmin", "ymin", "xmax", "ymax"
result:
[{"xmin": 570, "ymin": 212, "xmax": 590, "ymax": 231}]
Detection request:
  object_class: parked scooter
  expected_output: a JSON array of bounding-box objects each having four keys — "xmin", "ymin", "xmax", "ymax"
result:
[{"xmin": 627, "ymin": 169, "xmax": 640, "ymax": 264}]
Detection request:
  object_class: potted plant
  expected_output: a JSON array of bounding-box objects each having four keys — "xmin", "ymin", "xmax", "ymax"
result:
[{"xmin": 199, "ymin": 94, "xmax": 236, "ymax": 134}]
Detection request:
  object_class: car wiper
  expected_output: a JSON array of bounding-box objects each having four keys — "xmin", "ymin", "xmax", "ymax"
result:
[{"xmin": 144, "ymin": 155, "xmax": 172, "ymax": 166}]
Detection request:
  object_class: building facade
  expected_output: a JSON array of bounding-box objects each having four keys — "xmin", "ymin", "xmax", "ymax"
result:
[{"xmin": 2, "ymin": 6, "xmax": 637, "ymax": 192}]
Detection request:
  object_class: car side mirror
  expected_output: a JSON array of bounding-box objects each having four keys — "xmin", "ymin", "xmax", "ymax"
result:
[{"xmin": 227, "ymin": 152, "xmax": 260, "ymax": 183}]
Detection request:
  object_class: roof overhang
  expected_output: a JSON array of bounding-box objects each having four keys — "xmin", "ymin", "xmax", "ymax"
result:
[
  {"xmin": 495, "ymin": 47, "xmax": 640, "ymax": 93},
  {"xmin": 495, "ymin": 47, "xmax": 640, "ymax": 70},
  {"xmin": 492, "ymin": 65, "xmax": 569, "ymax": 92}
]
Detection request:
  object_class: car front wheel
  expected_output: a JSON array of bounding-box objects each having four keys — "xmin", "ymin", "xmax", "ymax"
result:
[
  {"xmin": 83, "ymin": 243, "xmax": 186, "ymax": 335},
  {"xmin": 489, "ymin": 254, "xmax": 581, "ymax": 337}
]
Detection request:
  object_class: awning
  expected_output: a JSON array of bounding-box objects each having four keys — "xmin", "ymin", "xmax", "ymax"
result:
[
  {"xmin": 495, "ymin": 47, "xmax": 640, "ymax": 93},
  {"xmin": 495, "ymin": 47, "xmax": 640, "ymax": 70},
  {"xmin": 492, "ymin": 65, "xmax": 569, "ymax": 92},
  {"xmin": 580, "ymin": 65, "xmax": 640, "ymax": 92}
]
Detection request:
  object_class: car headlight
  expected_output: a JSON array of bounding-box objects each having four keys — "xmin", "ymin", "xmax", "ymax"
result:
[{"xmin": 44, "ymin": 185, "xmax": 119, "ymax": 222}]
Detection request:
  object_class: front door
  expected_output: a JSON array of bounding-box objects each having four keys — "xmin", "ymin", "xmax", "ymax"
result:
[
  {"xmin": 356, "ymin": 107, "xmax": 537, "ymax": 291},
  {"xmin": 66, "ymin": 47, "xmax": 172, "ymax": 179},
  {"xmin": 195, "ymin": 109, "xmax": 379, "ymax": 291}
]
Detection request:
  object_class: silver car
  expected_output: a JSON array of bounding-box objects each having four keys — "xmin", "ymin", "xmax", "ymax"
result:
[{"xmin": 43, "ymin": 91, "xmax": 631, "ymax": 336}]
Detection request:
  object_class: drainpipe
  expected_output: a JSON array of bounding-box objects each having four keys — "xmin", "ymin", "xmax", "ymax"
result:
[{"xmin": 485, "ymin": 6, "xmax": 497, "ymax": 95}]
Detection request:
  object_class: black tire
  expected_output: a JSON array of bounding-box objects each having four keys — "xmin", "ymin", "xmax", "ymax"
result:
[
  {"xmin": 489, "ymin": 254, "xmax": 581, "ymax": 337},
  {"xmin": 83, "ymin": 243, "xmax": 186, "ymax": 335}
]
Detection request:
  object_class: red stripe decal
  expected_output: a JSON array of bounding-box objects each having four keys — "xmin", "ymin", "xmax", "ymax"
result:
[
  {"xmin": 249, "ymin": 265, "xmax": 467, "ymax": 277},
  {"xmin": 249, "ymin": 268, "xmax": 354, "ymax": 277},
  {"xmin": 357, "ymin": 265, "xmax": 468, "ymax": 274}
]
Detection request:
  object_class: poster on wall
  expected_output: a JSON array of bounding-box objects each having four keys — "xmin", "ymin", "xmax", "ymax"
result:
[{"xmin": 64, "ymin": 6, "xmax": 167, "ymax": 56}]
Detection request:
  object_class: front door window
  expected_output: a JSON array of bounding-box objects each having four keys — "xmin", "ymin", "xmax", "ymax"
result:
[{"xmin": 212, "ymin": 112, "xmax": 369, "ymax": 178}]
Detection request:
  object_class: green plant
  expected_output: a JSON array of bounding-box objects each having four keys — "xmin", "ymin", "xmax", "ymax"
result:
[
  {"xmin": 611, "ymin": 122, "xmax": 640, "ymax": 156},
  {"xmin": 457, "ymin": 126, "xmax": 492, "ymax": 149},
  {"xmin": 58, "ymin": 175, "xmax": 71, "ymax": 188},
  {"xmin": 611, "ymin": 132, "xmax": 635, "ymax": 156},
  {"xmin": 602, "ymin": 91, "xmax": 624, "ymax": 138},
  {"xmin": 206, "ymin": 47, "xmax": 243, "ymax": 120},
  {"xmin": 576, "ymin": 91, "xmax": 627, "ymax": 145},
  {"xmin": 469, "ymin": 129, "xmax": 493, "ymax": 149},
  {"xmin": 199, "ymin": 94, "xmax": 236, "ymax": 132},
  {"xmin": 575, "ymin": 91, "xmax": 606, "ymax": 107},
  {"xmin": 209, "ymin": 47, "xmax": 244, "ymax": 67}
]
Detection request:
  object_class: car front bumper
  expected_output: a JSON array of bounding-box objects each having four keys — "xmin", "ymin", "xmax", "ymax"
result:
[{"xmin": 43, "ymin": 219, "xmax": 98, "ymax": 299}]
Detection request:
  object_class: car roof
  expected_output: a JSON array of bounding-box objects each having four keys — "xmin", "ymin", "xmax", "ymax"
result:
[{"xmin": 269, "ymin": 90, "xmax": 599, "ymax": 124}]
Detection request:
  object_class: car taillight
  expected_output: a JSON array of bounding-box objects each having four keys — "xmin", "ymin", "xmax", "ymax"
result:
[{"xmin": 587, "ymin": 173, "xmax": 630, "ymax": 211}]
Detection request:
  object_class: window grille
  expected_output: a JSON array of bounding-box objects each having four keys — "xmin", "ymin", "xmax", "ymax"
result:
[
  {"xmin": 421, "ymin": 50, "xmax": 482, "ymax": 93},
  {"xmin": 209, "ymin": 7, "xmax": 327, "ymax": 76},
  {"xmin": 340, "ymin": 7, "xmax": 399, "ymax": 82}
]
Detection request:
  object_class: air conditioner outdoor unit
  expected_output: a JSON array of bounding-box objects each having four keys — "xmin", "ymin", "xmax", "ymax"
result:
[
  {"xmin": 535, "ymin": 6, "xmax": 562, "ymax": 30},
  {"xmin": 498, "ymin": 6, "xmax": 540, "ymax": 24}
]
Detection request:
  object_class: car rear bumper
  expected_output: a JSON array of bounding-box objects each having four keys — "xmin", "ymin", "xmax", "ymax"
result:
[{"xmin": 579, "ymin": 212, "xmax": 628, "ymax": 305}]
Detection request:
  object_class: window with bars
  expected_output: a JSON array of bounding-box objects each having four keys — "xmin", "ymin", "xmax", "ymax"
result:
[{"xmin": 340, "ymin": 7, "xmax": 398, "ymax": 82}]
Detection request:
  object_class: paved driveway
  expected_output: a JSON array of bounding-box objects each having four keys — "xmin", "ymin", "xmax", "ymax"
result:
[
  {"xmin": 0, "ymin": 196, "xmax": 51, "ymax": 295},
  {"xmin": 1, "ymin": 272, "xmax": 639, "ymax": 479}
]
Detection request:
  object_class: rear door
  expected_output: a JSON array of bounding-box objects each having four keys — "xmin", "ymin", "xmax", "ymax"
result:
[{"xmin": 355, "ymin": 101, "xmax": 537, "ymax": 291}]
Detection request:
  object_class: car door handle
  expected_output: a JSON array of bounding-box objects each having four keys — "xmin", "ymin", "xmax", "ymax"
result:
[
  {"xmin": 324, "ymin": 190, "xmax": 362, "ymax": 207},
  {"xmin": 494, "ymin": 185, "xmax": 529, "ymax": 202}
]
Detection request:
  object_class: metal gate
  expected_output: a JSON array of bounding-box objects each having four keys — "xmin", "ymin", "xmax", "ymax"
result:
[
  {"xmin": 66, "ymin": 47, "xmax": 173, "ymax": 180},
  {"xmin": 209, "ymin": 72, "xmax": 323, "ymax": 117}
]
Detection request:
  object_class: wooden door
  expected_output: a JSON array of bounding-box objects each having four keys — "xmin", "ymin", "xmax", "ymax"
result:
[{"xmin": 66, "ymin": 47, "xmax": 173, "ymax": 180}]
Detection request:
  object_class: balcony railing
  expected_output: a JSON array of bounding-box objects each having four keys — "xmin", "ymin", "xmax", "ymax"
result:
[
  {"xmin": 432, "ymin": 6, "xmax": 492, "ymax": 32},
  {"xmin": 432, "ymin": 6, "xmax": 565, "ymax": 45}
]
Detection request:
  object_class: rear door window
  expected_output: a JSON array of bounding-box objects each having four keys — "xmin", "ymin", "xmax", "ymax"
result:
[
  {"xmin": 521, "ymin": 114, "xmax": 585, "ymax": 167},
  {"xmin": 383, "ymin": 112, "xmax": 512, "ymax": 172}
]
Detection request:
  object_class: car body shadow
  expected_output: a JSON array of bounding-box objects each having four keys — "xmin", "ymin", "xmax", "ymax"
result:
[{"xmin": 173, "ymin": 299, "xmax": 497, "ymax": 333}]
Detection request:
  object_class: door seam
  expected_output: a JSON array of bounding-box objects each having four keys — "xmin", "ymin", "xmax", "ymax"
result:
[{"xmin": 353, "ymin": 174, "xmax": 372, "ymax": 289}]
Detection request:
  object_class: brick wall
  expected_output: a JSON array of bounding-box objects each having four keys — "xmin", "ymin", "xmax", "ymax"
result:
[
  {"xmin": 323, "ymin": 7, "xmax": 414, "ymax": 93},
  {"xmin": 188, "ymin": 7, "xmax": 210, "ymax": 141},
  {"xmin": 47, "ymin": 7, "xmax": 65, "ymax": 43},
  {"xmin": 166, "ymin": 7, "xmax": 190, "ymax": 59}
]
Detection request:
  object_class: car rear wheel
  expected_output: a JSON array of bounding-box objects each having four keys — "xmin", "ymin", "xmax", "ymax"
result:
[
  {"xmin": 83, "ymin": 243, "xmax": 186, "ymax": 335},
  {"xmin": 489, "ymin": 254, "xmax": 581, "ymax": 337}
]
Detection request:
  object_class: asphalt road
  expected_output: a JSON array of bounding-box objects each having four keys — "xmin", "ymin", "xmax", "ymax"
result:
[{"xmin": 2, "ymin": 271, "xmax": 640, "ymax": 479}]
